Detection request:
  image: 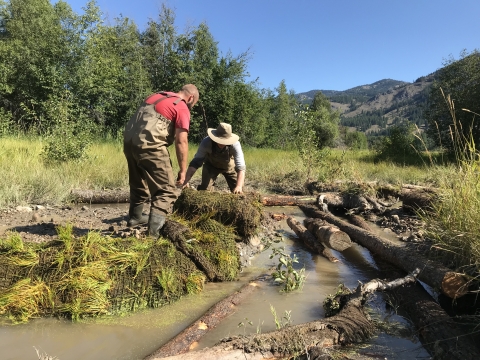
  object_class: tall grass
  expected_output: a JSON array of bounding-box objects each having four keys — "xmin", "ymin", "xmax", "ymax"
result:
[
  {"xmin": 421, "ymin": 92, "xmax": 480, "ymax": 275},
  {"xmin": 0, "ymin": 135, "xmax": 452, "ymax": 208}
]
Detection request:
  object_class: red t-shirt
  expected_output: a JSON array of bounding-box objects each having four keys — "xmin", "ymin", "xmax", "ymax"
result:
[{"xmin": 145, "ymin": 92, "xmax": 190, "ymax": 131}]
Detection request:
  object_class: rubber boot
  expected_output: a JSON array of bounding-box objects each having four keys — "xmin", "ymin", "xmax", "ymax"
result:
[
  {"xmin": 127, "ymin": 204, "xmax": 148, "ymax": 227},
  {"xmin": 148, "ymin": 211, "xmax": 166, "ymax": 238}
]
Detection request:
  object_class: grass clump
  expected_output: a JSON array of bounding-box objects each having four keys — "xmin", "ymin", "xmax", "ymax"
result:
[
  {"xmin": 190, "ymin": 214, "xmax": 241, "ymax": 281},
  {"xmin": 0, "ymin": 210, "xmax": 245, "ymax": 323},
  {"xmin": 174, "ymin": 188, "xmax": 263, "ymax": 238},
  {"xmin": 0, "ymin": 278, "xmax": 53, "ymax": 324},
  {"xmin": 422, "ymin": 94, "xmax": 480, "ymax": 277}
]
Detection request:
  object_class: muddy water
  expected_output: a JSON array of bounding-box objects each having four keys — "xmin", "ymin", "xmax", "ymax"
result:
[{"xmin": 0, "ymin": 206, "xmax": 430, "ymax": 360}]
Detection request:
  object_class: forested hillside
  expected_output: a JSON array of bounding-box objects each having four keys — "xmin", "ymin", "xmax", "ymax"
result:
[{"xmin": 297, "ymin": 76, "xmax": 435, "ymax": 136}]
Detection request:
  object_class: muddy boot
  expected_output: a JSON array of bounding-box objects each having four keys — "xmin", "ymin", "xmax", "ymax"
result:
[
  {"xmin": 148, "ymin": 211, "xmax": 166, "ymax": 238},
  {"xmin": 127, "ymin": 204, "xmax": 148, "ymax": 227}
]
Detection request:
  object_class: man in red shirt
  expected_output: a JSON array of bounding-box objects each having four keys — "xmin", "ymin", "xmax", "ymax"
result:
[{"xmin": 123, "ymin": 84, "xmax": 199, "ymax": 237}]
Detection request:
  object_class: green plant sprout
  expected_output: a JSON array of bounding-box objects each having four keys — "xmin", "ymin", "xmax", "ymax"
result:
[{"xmin": 269, "ymin": 246, "xmax": 306, "ymax": 292}]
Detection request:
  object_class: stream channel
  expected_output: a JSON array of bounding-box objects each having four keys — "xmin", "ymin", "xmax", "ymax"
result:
[{"xmin": 0, "ymin": 205, "xmax": 431, "ymax": 360}]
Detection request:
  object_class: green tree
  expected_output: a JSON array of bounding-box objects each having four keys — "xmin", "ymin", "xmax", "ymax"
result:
[
  {"xmin": 0, "ymin": 0, "xmax": 71, "ymax": 132},
  {"xmin": 425, "ymin": 50, "xmax": 480, "ymax": 152},
  {"xmin": 376, "ymin": 122, "xmax": 418, "ymax": 162},
  {"xmin": 266, "ymin": 80, "xmax": 297, "ymax": 149},
  {"xmin": 293, "ymin": 106, "xmax": 330, "ymax": 181},
  {"xmin": 74, "ymin": 8, "xmax": 150, "ymax": 134},
  {"xmin": 140, "ymin": 4, "xmax": 182, "ymax": 92},
  {"xmin": 308, "ymin": 91, "xmax": 340, "ymax": 149},
  {"xmin": 345, "ymin": 131, "xmax": 368, "ymax": 150}
]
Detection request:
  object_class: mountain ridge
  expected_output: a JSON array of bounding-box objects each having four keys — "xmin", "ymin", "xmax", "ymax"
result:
[{"xmin": 297, "ymin": 74, "xmax": 437, "ymax": 135}]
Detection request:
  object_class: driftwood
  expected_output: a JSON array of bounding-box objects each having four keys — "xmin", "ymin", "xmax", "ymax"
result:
[
  {"xmin": 402, "ymin": 187, "xmax": 438, "ymax": 213},
  {"xmin": 303, "ymin": 218, "xmax": 352, "ymax": 251},
  {"xmin": 364, "ymin": 195, "xmax": 385, "ymax": 212},
  {"xmin": 286, "ymin": 217, "xmax": 339, "ymax": 262},
  {"xmin": 346, "ymin": 214, "xmax": 372, "ymax": 231},
  {"xmin": 387, "ymin": 270, "xmax": 479, "ymax": 360},
  {"xmin": 145, "ymin": 278, "xmax": 263, "ymax": 359},
  {"xmin": 148, "ymin": 271, "xmax": 419, "ymax": 360},
  {"xmin": 299, "ymin": 205, "xmax": 468, "ymax": 299},
  {"xmin": 318, "ymin": 192, "xmax": 372, "ymax": 212},
  {"xmin": 260, "ymin": 195, "xmax": 317, "ymax": 206}
]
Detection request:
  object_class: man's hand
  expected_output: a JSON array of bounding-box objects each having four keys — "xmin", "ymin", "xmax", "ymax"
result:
[
  {"xmin": 233, "ymin": 170, "xmax": 245, "ymax": 194},
  {"xmin": 176, "ymin": 171, "xmax": 186, "ymax": 188}
]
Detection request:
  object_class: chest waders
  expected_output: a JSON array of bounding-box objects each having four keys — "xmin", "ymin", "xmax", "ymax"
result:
[
  {"xmin": 123, "ymin": 93, "xmax": 185, "ymax": 233},
  {"xmin": 197, "ymin": 139, "xmax": 238, "ymax": 192}
]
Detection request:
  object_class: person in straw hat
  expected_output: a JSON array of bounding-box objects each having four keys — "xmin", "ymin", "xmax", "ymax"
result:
[{"xmin": 183, "ymin": 122, "xmax": 245, "ymax": 194}]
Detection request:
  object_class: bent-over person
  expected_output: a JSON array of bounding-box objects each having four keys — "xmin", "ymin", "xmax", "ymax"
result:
[
  {"xmin": 183, "ymin": 123, "xmax": 245, "ymax": 194},
  {"xmin": 123, "ymin": 84, "xmax": 199, "ymax": 237}
]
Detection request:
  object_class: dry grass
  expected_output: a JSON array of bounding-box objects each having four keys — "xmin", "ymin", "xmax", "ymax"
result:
[
  {"xmin": 421, "ymin": 92, "xmax": 480, "ymax": 276},
  {"xmin": 0, "ymin": 135, "xmax": 450, "ymax": 208}
]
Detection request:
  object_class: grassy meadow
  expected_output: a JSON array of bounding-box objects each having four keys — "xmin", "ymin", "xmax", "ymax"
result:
[
  {"xmin": 0, "ymin": 136, "xmax": 455, "ymax": 208},
  {"xmin": 1, "ymin": 135, "xmax": 480, "ymax": 276}
]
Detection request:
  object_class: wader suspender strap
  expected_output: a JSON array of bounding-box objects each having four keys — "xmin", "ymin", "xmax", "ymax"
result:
[{"xmin": 152, "ymin": 92, "xmax": 183, "ymax": 107}]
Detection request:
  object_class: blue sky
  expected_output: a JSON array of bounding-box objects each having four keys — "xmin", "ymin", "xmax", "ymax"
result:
[{"xmin": 62, "ymin": 0, "xmax": 480, "ymax": 93}]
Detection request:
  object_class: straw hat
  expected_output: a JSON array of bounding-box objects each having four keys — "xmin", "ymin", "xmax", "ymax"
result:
[{"xmin": 207, "ymin": 123, "xmax": 239, "ymax": 145}]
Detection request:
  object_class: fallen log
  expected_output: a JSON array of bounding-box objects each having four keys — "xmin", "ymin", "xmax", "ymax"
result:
[
  {"xmin": 286, "ymin": 217, "xmax": 339, "ymax": 262},
  {"xmin": 346, "ymin": 214, "xmax": 372, "ymax": 231},
  {"xmin": 148, "ymin": 348, "xmax": 272, "ymax": 359},
  {"xmin": 259, "ymin": 195, "xmax": 317, "ymax": 206},
  {"xmin": 364, "ymin": 195, "xmax": 385, "ymax": 212},
  {"xmin": 402, "ymin": 187, "xmax": 438, "ymax": 214},
  {"xmin": 148, "ymin": 271, "xmax": 419, "ymax": 360},
  {"xmin": 384, "ymin": 266, "xmax": 479, "ymax": 360},
  {"xmin": 303, "ymin": 218, "xmax": 352, "ymax": 251},
  {"xmin": 145, "ymin": 277, "xmax": 263, "ymax": 360},
  {"xmin": 299, "ymin": 205, "xmax": 468, "ymax": 299},
  {"xmin": 318, "ymin": 192, "xmax": 372, "ymax": 211}
]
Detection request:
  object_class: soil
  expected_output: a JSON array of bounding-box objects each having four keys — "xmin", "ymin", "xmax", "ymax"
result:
[
  {"xmin": 0, "ymin": 197, "xmax": 284, "ymax": 270},
  {"xmin": 0, "ymin": 183, "xmax": 427, "ymax": 245}
]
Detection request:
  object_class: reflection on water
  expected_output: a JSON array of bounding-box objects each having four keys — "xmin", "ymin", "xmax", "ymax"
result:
[{"xmin": 0, "ymin": 206, "xmax": 430, "ymax": 360}]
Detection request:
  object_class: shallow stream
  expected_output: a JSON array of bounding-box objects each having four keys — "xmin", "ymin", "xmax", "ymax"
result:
[{"xmin": 0, "ymin": 206, "xmax": 430, "ymax": 360}]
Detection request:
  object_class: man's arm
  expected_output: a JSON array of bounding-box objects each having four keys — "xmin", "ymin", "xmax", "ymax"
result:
[
  {"xmin": 182, "ymin": 137, "xmax": 210, "ymax": 187},
  {"xmin": 233, "ymin": 170, "xmax": 245, "ymax": 194},
  {"xmin": 182, "ymin": 166, "xmax": 197, "ymax": 188},
  {"xmin": 175, "ymin": 128, "xmax": 189, "ymax": 187}
]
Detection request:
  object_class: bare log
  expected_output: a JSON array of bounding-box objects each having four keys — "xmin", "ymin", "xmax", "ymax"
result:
[
  {"xmin": 299, "ymin": 205, "xmax": 468, "ymax": 299},
  {"xmin": 145, "ymin": 278, "xmax": 262, "ymax": 360},
  {"xmin": 260, "ymin": 195, "xmax": 317, "ymax": 206},
  {"xmin": 147, "ymin": 348, "xmax": 274, "ymax": 359},
  {"xmin": 318, "ymin": 192, "xmax": 372, "ymax": 211},
  {"xmin": 346, "ymin": 214, "xmax": 372, "ymax": 231},
  {"xmin": 402, "ymin": 187, "xmax": 438, "ymax": 213},
  {"xmin": 303, "ymin": 218, "xmax": 352, "ymax": 251},
  {"xmin": 70, "ymin": 188, "xmax": 130, "ymax": 203},
  {"xmin": 148, "ymin": 271, "xmax": 419, "ymax": 360},
  {"xmin": 383, "ymin": 267, "xmax": 479, "ymax": 360},
  {"xmin": 286, "ymin": 217, "xmax": 339, "ymax": 262},
  {"xmin": 364, "ymin": 195, "xmax": 385, "ymax": 212}
]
